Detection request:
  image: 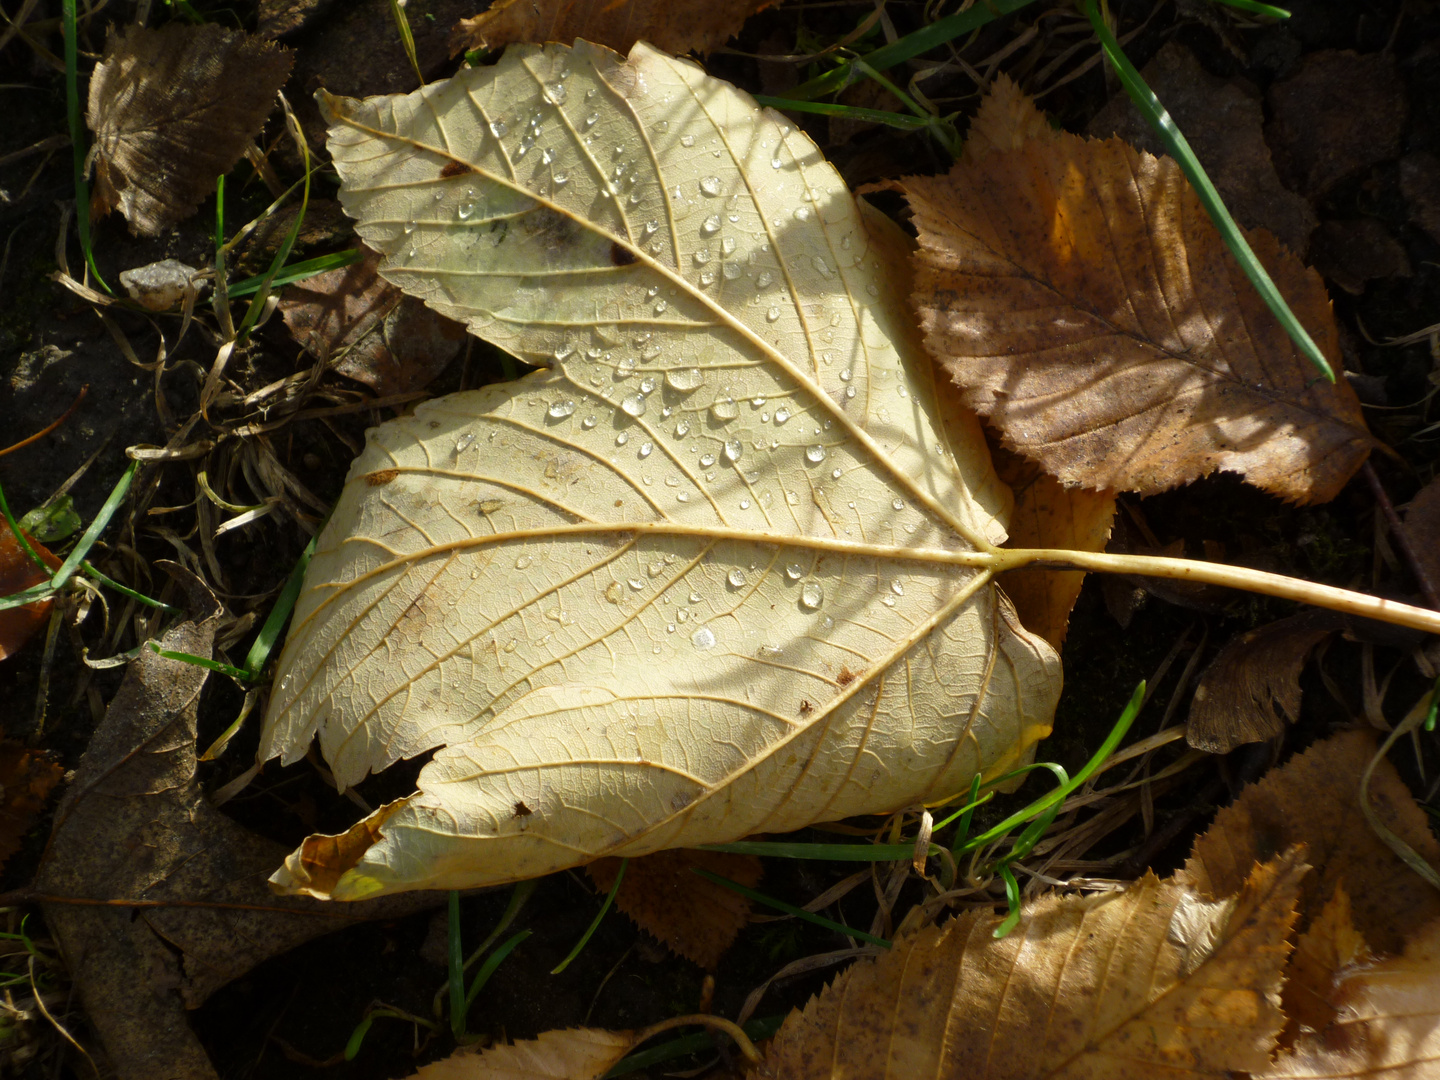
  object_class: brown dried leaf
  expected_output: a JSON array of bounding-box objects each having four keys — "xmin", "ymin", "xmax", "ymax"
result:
[
  {"xmin": 0, "ymin": 740, "xmax": 63, "ymax": 874},
  {"xmin": 1183, "ymin": 728, "xmax": 1440, "ymax": 956},
  {"xmin": 752, "ymin": 850, "xmax": 1307, "ymax": 1079},
  {"xmin": 587, "ymin": 849, "xmax": 762, "ymax": 969},
  {"xmin": 279, "ymin": 248, "xmax": 466, "ymax": 395},
  {"xmin": 1261, "ymin": 915, "xmax": 1440, "ymax": 1080},
  {"xmin": 1087, "ymin": 42, "xmax": 1316, "ymax": 255},
  {"xmin": 992, "ymin": 446, "xmax": 1116, "ymax": 649},
  {"xmin": 1402, "ymin": 476, "xmax": 1440, "ymax": 596},
  {"xmin": 898, "ymin": 77, "xmax": 1376, "ymax": 504},
  {"xmin": 412, "ymin": 1027, "xmax": 639, "ymax": 1080},
  {"xmin": 1266, "ymin": 50, "xmax": 1407, "ymax": 202},
  {"xmin": 0, "ymin": 528, "xmax": 60, "ymax": 661},
  {"xmin": 450, "ymin": 0, "xmax": 777, "ymax": 58},
  {"xmin": 87, "ymin": 24, "xmax": 292, "ymax": 235},
  {"xmin": 1186, "ymin": 610, "xmax": 1339, "ymax": 753},
  {"xmin": 1279, "ymin": 884, "xmax": 1371, "ymax": 1045},
  {"xmin": 33, "ymin": 567, "xmax": 437, "ymax": 1080}
]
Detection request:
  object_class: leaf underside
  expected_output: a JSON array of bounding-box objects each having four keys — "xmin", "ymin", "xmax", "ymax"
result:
[{"xmin": 258, "ymin": 41, "xmax": 1061, "ymax": 899}]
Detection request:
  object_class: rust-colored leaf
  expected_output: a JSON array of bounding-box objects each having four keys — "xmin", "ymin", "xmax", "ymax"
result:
[
  {"xmin": 992, "ymin": 446, "xmax": 1116, "ymax": 649},
  {"xmin": 1183, "ymin": 728, "xmax": 1440, "ymax": 956},
  {"xmin": 1279, "ymin": 884, "xmax": 1371, "ymax": 1046},
  {"xmin": 752, "ymin": 850, "xmax": 1307, "ymax": 1079},
  {"xmin": 0, "ymin": 740, "xmax": 63, "ymax": 874},
  {"xmin": 587, "ymin": 849, "xmax": 762, "ymax": 969},
  {"xmin": 87, "ymin": 23, "xmax": 292, "ymax": 235},
  {"xmin": 0, "ymin": 528, "xmax": 60, "ymax": 661},
  {"xmin": 896, "ymin": 76, "xmax": 1375, "ymax": 504},
  {"xmin": 1261, "ymin": 915, "xmax": 1440, "ymax": 1079},
  {"xmin": 279, "ymin": 248, "xmax": 466, "ymax": 395},
  {"xmin": 1186, "ymin": 610, "xmax": 1339, "ymax": 753},
  {"xmin": 450, "ymin": 0, "xmax": 777, "ymax": 58}
]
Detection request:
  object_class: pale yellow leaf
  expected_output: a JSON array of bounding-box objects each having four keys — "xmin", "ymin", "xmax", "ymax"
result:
[
  {"xmin": 258, "ymin": 41, "xmax": 1061, "ymax": 899},
  {"xmin": 412, "ymin": 1027, "xmax": 638, "ymax": 1079}
]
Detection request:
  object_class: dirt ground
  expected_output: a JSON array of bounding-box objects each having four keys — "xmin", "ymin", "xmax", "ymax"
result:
[{"xmin": 1, "ymin": 0, "xmax": 1438, "ymax": 1077}]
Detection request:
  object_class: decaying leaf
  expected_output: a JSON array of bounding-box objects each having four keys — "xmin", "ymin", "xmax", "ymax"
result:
[
  {"xmin": 258, "ymin": 41, "xmax": 1061, "ymax": 899},
  {"xmin": 587, "ymin": 849, "xmax": 763, "ymax": 969},
  {"xmin": 33, "ymin": 567, "xmax": 437, "ymax": 1080},
  {"xmin": 0, "ymin": 740, "xmax": 63, "ymax": 874},
  {"xmin": 87, "ymin": 23, "xmax": 292, "ymax": 235},
  {"xmin": 1261, "ymin": 915, "xmax": 1440, "ymax": 1079},
  {"xmin": 412, "ymin": 1026, "xmax": 640, "ymax": 1079},
  {"xmin": 450, "ymin": 0, "xmax": 777, "ymax": 58},
  {"xmin": 1183, "ymin": 728, "xmax": 1440, "ymax": 956},
  {"xmin": 992, "ymin": 446, "xmax": 1116, "ymax": 649},
  {"xmin": 280, "ymin": 248, "xmax": 467, "ymax": 395},
  {"xmin": 898, "ymin": 76, "xmax": 1376, "ymax": 504},
  {"xmin": 753, "ymin": 850, "xmax": 1307, "ymax": 1079},
  {"xmin": 0, "ymin": 527, "xmax": 60, "ymax": 661},
  {"xmin": 1186, "ymin": 610, "xmax": 1339, "ymax": 753}
]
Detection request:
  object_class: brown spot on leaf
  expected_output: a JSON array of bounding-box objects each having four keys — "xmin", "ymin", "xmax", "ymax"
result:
[
  {"xmin": 837, "ymin": 667, "xmax": 857, "ymax": 688},
  {"xmin": 440, "ymin": 160, "xmax": 474, "ymax": 178},
  {"xmin": 798, "ymin": 700, "xmax": 813, "ymax": 716},
  {"xmin": 609, "ymin": 240, "xmax": 637, "ymax": 266},
  {"xmin": 513, "ymin": 801, "xmax": 533, "ymax": 817},
  {"xmin": 364, "ymin": 469, "xmax": 400, "ymax": 486}
]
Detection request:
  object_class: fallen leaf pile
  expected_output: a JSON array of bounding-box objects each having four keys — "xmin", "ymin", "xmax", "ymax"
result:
[
  {"xmin": 258, "ymin": 40, "xmax": 1062, "ymax": 900},
  {"xmin": 431, "ymin": 729, "xmax": 1440, "ymax": 1080}
]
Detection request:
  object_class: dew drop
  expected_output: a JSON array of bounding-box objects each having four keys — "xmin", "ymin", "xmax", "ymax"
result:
[
  {"xmin": 489, "ymin": 119, "xmax": 508, "ymax": 137},
  {"xmin": 680, "ymin": 134, "xmax": 695, "ymax": 147},
  {"xmin": 674, "ymin": 419, "xmax": 691, "ymax": 437},
  {"xmin": 583, "ymin": 113, "xmax": 598, "ymax": 128},
  {"xmin": 800, "ymin": 582, "xmax": 824, "ymax": 610},
  {"xmin": 722, "ymin": 262, "xmax": 743, "ymax": 279},
  {"xmin": 699, "ymin": 268, "xmax": 716, "ymax": 285},
  {"xmin": 691, "ymin": 626, "xmax": 716, "ymax": 650},
  {"xmin": 699, "ymin": 453, "xmax": 715, "ymax": 467},
  {"xmin": 616, "ymin": 355, "xmax": 636, "ymax": 378},
  {"xmin": 582, "ymin": 415, "xmax": 597, "ymax": 429},
  {"xmin": 514, "ymin": 554, "xmax": 532, "ymax": 569},
  {"xmin": 710, "ymin": 397, "xmax": 739, "ymax": 421},
  {"xmin": 831, "ymin": 468, "xmax": 842, "ymax": 480},
  {"xmin": 628, "ymin": 578, "xmax": 644, "ymax": 591},
  {"xmin": 845, "ymin": 386, "xmax": 856, "ymax": 399},
  {"xmin": 891, "ymin": 580, "xmax": 905, "ymax": 596},
  {"xmin": 892, "ymin": 498, "xmax": 904, "ymax": 511},
  {"xmin": 739, "ymin": 498, "xmax": 750, "ymax": 509},
  {"xmin": 774, "ymin": 406, "xmax": 792, "ymax": 425},
  {"xmin": 638, "ymin": 441, "xmax": 653, "ymax": 458},
  {"xmin": 653, "ymin": 300, "xmax": 668, "ymax": 314},
  {"xmin": 882, "ymin": 595, "xmax": 896, "ymax": 607},
  {"xmin": 756, "ymin": 271, "xmax": 773, "ymax": 289},
  {"xmin": 543, "ymin": 81, "xmax": 567, "ymax": 104},
  {"xmin": 689, "ymin": 591, "xmax": 702, "ymax": 604},
  {"xmin": 793, "ymin": 206, "xmax": 811, "ymax": 221},
  {"xmin": 616, "ymin": 431, "xmax": 629, "ymax": 446},
  {"xmin": 454, "ymin": 432, "xmax": 476, "ymax": 453},
  {"xmin": 677, "ymin": 609, "xmax": 688, "ymax": 622},
  {"xmin": 654, "ymin": 119, "xmax": 669, "ymax": 132},
  {"xmin": 721, "ymin": 236, "xmax": 736, "ymax": 255},
  {"xmin": 457, "ymin": 201, "xmax": 476, "ymax": 220},
  {"xmin": 639, "ymin": 376, "xmax": 656, "ymax": 394},
  {"xmin": 785, "ymin": 563, "xmax": 802, "ymax": 581},
  {"xmin": 547, "ymin": 399, "xmax": 575, "ymax": 419},
  {"xmin": 722, "ymin": 438, "xmax": 742, "ymax": 463},
  {"xmin": 619, "ymin": 393, "xmax": 647, "ymax": 418},
  {"xmin": 644, "ymin": 219, "xmax": 659, "ymax": 235},
  {"xmin": 676, "ymin": 492, "xmax": 689, "ymax": 502},
  {"xmin": 554, "ymin": 172, "xmax": 569, "ymax": 186},
  {"xmin": 554, "ymin": 342, "xmax": 575, "ymax": 361},
  {"xmin": 727, "ymin": 569, "xmax": 746, "ymax": 588},
  {"xmin": 805, "ymin": 444, "xmax": 827, "ymax": 463},
  {"xmin": 699, "ymin": 176, "xmax": 722, "ymax": 196},
  {"xmin": 785, "ymin": 491, "xmax": 799, "ymax": 505},
  {"xmin": 700, "ymin": 215, "xmax": 722, "ymax": 234}
]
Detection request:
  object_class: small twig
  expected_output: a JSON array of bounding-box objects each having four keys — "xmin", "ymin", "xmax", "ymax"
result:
[{"xmin": 0, "ymin": 385, "xmax": 87, "ymax": 458}]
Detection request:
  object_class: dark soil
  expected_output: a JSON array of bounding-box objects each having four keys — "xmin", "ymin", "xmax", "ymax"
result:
[{"xmin": 2, "ymin": 1, "xmax": 1438, "ymax": 1077}]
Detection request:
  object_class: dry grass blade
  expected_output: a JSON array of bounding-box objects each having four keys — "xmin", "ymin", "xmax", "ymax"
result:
[{"xmin": 896, "ymin": 76, "xmax": 1376, "ymax": 505}]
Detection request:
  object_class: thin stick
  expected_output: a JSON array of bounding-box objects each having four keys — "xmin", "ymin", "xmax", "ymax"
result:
[
  {"xmin": 989, "ymin": 547, "xmax": 1440, "ymax": 635},
  {"xmin": 1361, "ymin": 461, "xmax": 1440, "ymax": 611},
  {"xmin": 0, "ymin": 385, "xmax": 86, "ymax": 458}
]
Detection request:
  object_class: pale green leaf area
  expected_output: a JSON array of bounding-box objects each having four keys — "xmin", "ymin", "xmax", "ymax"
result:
[{"xmin": 258, "ymin": 41, "xmax": 1062, "ymax": 899}]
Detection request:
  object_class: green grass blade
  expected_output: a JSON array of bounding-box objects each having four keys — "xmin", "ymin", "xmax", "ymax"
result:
[
  {"xmin": 388, "ymin": 0, "xmax": 424, "ymax": 86},
  {"xmin": 752, "ymin": 95, "xmax": 933, "ymax": 130},
  {"xmin": 463, "ymin": 929, "xmax": 531, "ymax": 1008},
  {"xmin": 0, "ymin": 583, "xmax": 57, "ymax": 613},
  {"xmin": 691, "ymin": 868, "xmax": 890, "ymax": 948},
  {"xmin": 992, "ymin": 863, "xmax": 1023, "ymax": 938},
  {"xmin": 50, "ymin": 461, "xmax": 137, "ymax": 591},
  {"xmin": 782, "ymin": 0, "xmax": 1038, "ymax": 102},
  {"xmin": 447, "ymin": 891, "xmax": 466, "ymax": 1039},
  {"xmin": 236, "ymin": 108, "xmax": 311, "ymax": 343},
  {"xmin": 1209, "ymin": 0, "xmax": 1290, "ymax": 16},
  {"xmin": 62, "ymin": 0, "xmax": 107, "ymax": 292},
  {"xmin": 147, "ymin": 644, "xmax": 251, "ymax": 681},
  {"xmin": 0, "ymin": 478, "xmax": 52, "ymax": 574},
  {"xmin": 958, "ymin": 681, "xmax": 1145, "ymax": 856},
  {"xmin": 1083, "ymin": 0, "xmax": 1333, "ymax": 382},
  {"xmin": 80, "ymin": 562, "xmax": 177, "ymax": 611},
  {"xmin": 241, "ymin": 532, "xmax": 317, "ymax": 679},
  {"xmin": 551, "ymin": 858, "xmax": 625, "ymax": 974},
  {"xmin": 225, "ymin": 249, "xmax": 365, "ymax": 298}
]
